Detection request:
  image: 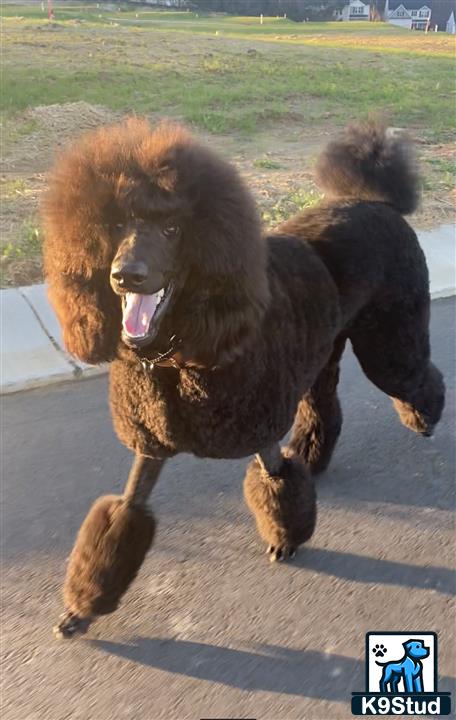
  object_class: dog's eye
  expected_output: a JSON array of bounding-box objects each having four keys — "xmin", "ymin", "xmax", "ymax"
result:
[{"xmin": 162, "ymin": 222, "xmax": 180, "ymax": 238}]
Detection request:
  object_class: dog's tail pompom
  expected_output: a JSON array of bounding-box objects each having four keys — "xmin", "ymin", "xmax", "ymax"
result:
[{"xmin": 316, "ymin": 120, "xmax": 420, "ymax": 215}]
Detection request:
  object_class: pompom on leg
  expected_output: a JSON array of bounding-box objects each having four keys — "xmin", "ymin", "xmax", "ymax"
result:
[
  {"xmin": 391, "ymin": 363, "xmax": 445, "ymax": 437},
  {"xmin": 54, "ymin": 454, "xmax": 164, "ymax": 639},
  {"xmin": 244, "ymin": 447, "xmax": 316, "ymax": 563},
  {"xmin": 53, "ymin": 495, "xmax": 155, "ymax": 638}
]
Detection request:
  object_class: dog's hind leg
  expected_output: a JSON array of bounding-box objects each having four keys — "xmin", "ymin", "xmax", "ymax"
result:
[
  {"xmin": 285, "ymin": 335, "xmax": 346, "ymax": 475},
  {"xmin": 379, "ymin": 667, "xmax": 392, "ymax": 693},
  {"xmin": 349, "ymin": 297, "xmax": 445, "ymax": 437},
  {"xmin": 53, "ymin": 454, "xmax": 164, "ymax": 639},
  {"xmin": 243, "ymin": 443, "xmax": 316, "ymax": 562},
  {"xmin": 391, "ymin": 677, "xmax": 401, "ymax": 693}
]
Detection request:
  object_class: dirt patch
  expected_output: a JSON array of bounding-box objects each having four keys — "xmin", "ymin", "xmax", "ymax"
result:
[
  {"xmin": 1, "ymin": 101, "xmax": 454, "ymax": 287},
  {"xmin": 415, "ymin": 141, "xmax": 456, "ymax": 229},
  {"xmin": 1, "ymin": 254, "xmax": 44, "ymax": 287},
  {"xmin": 3, "ymin": 101, "xmax": 120, "ymax": 173},
  {"xmin": 1, "ymin": 102, "xmax": 124, "ymax": 286}
]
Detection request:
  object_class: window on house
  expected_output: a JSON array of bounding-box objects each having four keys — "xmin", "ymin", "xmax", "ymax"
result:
[
  {"xmin": 411, "ymin": 9, "xmax": 417, "ymax": 15},
  {"xmin": 419, "ymin": 9, "xmax": 429, "ymax": 16}
]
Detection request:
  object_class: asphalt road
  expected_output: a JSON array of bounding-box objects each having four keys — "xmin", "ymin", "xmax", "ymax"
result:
[{"xmin": 3, "ymin": 298, "xmax": 455, "ymax": 720}]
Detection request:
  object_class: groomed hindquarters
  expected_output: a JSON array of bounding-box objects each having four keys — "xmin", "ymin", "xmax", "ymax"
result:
[{"xmin": 316, "ymin": 120, "xmax": 444, "ymax": 436}]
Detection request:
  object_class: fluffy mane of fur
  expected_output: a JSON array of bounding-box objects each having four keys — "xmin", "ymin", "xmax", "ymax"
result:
[{"xmin": 43, "ymin": 118, "xmax": 270, "ymax": 365}]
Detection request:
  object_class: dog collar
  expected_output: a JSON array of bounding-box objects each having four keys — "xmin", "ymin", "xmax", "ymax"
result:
[{"xmin": 140, "ymin": 334, "xmax": 183, "ymax": 372}]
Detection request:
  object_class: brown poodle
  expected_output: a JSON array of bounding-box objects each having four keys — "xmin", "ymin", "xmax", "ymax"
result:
[{"xmin": 42, "ymin": 118, "xmax": 444, "ymax": 638}]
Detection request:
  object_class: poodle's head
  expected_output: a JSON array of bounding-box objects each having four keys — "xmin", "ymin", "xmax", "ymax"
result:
[{"xmin": 42, "ymin": 118, "xmax": 270, "ymax": 366}]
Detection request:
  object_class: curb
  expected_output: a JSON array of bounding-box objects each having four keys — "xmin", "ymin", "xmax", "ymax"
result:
[
  {"xmin": 418, "ymin": 224, "xmax": 455, "ymax": 300},
  {"xmin": 1, "ymin": 285, "xmax": 107, "ymax": 395},
  {"xmin": 1, "ymin": 225, "xmax": 454, "ymax": 395}
]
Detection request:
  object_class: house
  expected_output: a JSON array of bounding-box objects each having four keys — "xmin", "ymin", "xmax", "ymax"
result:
[
  {"xmin": 384, "ymin": 0, "xmax": 456, "ymax": 30},
  {"xmin": 447, "ymin": 9, "xmax": 456, "ymax": 31},
  {"xmin": 334, "ymin": 0, "xmax": 371, "ymax": 21},
  {"xmin": 384, "ymin": 1, "xmax": 431, "ymax": 29}
]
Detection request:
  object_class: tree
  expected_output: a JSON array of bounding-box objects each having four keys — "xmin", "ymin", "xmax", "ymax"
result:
[{"xmin": 192, "ymin": 1, "xmax": 346, "ymax": 21}]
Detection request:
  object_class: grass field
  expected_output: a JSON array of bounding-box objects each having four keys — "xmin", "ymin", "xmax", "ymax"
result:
[{"xmin": 2, "ymin": 2, "xmax": 455, "ymax": 286}]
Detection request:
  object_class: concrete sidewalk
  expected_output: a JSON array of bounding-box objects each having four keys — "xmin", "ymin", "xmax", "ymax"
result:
[
  {"xmin": 1, "ymin": 285, "xmax": 106, "ymax": 394},
  {"xmin": 1, "ymin": 224, "xmax": 454, "ymax": 394}
]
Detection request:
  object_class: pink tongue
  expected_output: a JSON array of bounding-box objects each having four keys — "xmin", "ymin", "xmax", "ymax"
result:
[{"xmin": 122, "ymin": 293, "xmax": 159, "ymax": 338}]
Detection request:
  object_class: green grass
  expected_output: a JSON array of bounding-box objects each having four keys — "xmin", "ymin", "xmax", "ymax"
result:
[
  {"xmin": 0, "ymin": 178, "xmax": 28, "ymax": 197},
  {"xmin": 0, "ymin": 214, "xmax": 42, "ymax": 286},
  {"xmin": 1, "ymin": 218, "xmax": 42, "ymax": 261},
  {"xmin": 423, "ymin": 158, "xmax": 456, "ymax": 191},
  {"xmin": 1, "ymin": 5, "xmax": 454, "ymax": 286},
  {"xmin": 427, "ymin": 158, "xmax": 456, "ymax": 175},
  {"xmin": 253, "ymin": 157, "xmax": 283, "ymax": 169},
  {"xmin": 261, "ymin": 188, "xmax": 323, "ymax": 226},
  {"xmin": 2, "ymin": 6, "xmax": 455, "ymax": 137},
  {"xmin": 1, "ymin": 118, "xmax": 39, "ymax": 154},
  {"xmin": 2, "ymin": 6, "xmax": 438, "ymax": 43}
]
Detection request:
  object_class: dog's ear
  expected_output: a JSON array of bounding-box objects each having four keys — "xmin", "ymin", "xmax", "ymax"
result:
[
  {"xmin": 46, "ymin": 271, "xmax": 121, "ymax": 365},
  {"xmin": 174, "ymin": 145, "xmax": 270, "ymax": 365},
  {"xmin": 42, "ymin": 140, "xmax": 122, "ymax": 365}
]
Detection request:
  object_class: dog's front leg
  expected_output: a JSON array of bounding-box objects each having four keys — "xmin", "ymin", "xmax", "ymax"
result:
[
  {"xmin": 403, "ymin": 671, "xmax": 416, "ymax": 693},
  {"xmin": 243, "ymin": 443, "xmax": 316, "ymax": 562},
  {"xmin": 53, "ymin": 454, "xmax": 165, "ymax": 639}
]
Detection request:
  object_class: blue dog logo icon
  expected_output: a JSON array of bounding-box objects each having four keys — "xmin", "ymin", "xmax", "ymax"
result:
[
  {"xmin": 376, "ymin": 639, "xmax": 429, "ymax": 693},
  {"xmin": 351, "ymin": 631, "xmax": 452, "ymax": 715}
]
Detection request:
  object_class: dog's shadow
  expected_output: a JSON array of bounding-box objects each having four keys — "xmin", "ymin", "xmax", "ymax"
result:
[
  {"xmin": 293, "ymin": 547, "xmax": 456, "ymax": 596},
  {"xmin": 91, "ymin": 638, "xmax": 362, "ymax": 701},
  {"xmin": 91, "ymin": 637, "xmax": 456, "ymax": 701}
]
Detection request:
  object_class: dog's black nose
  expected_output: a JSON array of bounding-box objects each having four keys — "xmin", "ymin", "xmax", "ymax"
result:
[{"xmin": 111, "ymin": 261, "xmax": 148, "ymax": 288}]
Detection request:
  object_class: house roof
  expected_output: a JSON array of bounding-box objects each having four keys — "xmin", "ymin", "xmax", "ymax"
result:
[
  {"xmin": 387, "ymin": 1, "xmax": 431, "ymax": 10},
  {"xmin": 386, "ymin": 0, "xmax": 456, "ymax": 12}
]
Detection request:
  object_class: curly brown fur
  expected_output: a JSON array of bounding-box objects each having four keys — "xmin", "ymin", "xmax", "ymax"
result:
[
  {"xmin": 43, "ymin": 118, "xmax": 269, "ymax": 367},
  {"xmin": 391, "ymin": 364, "xmax": 445, "ymax": 436},
  {"xmin": 316, "ymin": 120, "xmax": 419, "ymax": 215},
  {"xmin": 59, "ymin": 495, "xmax": 155, "ymax": 625},
  {"xmin": 42, "ymin": 119, "xmax": 445, "ymax": 634},
  {"xmin": 244, "ymin": 454, "xmax": 316, "ymax": 561},
  {"xmin": 286, "ymin": 335, "xmax": 346, "ymax": 475}
]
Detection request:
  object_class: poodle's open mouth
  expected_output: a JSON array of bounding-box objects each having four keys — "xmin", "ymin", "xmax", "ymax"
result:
[{"xmin": 121, "ymin": 283, "xmax": 174, "ymax": 348}]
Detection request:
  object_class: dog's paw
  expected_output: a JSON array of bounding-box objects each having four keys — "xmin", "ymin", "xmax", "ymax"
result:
[
  {"xmin": 373, "ymin": 643, "xmax": 387, "ymax": 657},
  {"xmin": 244, "ymin": 455, "xmax": 316, "ymax": 562},
  {"xmin": 267, "ymin": 544, "xmax": 297, "ymax": 563},
  {"xmin": 53, "ymin": 611, "xmax": 92, "ymax": 640}
]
